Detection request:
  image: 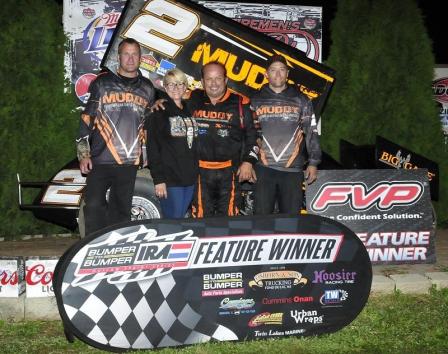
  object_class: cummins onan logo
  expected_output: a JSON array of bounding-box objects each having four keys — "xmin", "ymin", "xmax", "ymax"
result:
[{"xmin": 310, "ymin": 181, "xmax": 423, "ymax": 212}]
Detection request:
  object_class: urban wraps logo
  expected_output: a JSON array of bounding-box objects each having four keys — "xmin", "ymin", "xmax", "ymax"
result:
[{"xmin": 72, "ymin": 226, "xmax": 343, "ymax": 286}]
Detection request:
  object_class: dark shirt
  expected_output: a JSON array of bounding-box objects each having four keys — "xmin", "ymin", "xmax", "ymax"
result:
[
  {"xmin": 250, "ymin": 85, "xmax": 321, "ymax": 171},
  {"xmin": 77, "ymin": 70, "xmax": 155, "ymax": 165},
  {"xmin": 146, "ymin": 97, "xmax": 198, "ymax": 186}
]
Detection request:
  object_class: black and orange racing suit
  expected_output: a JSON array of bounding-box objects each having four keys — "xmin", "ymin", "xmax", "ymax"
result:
[
  {"xmin": 76, "ymin": 70, "xmax": 155, "ymax": 235},
  {"xmin": 187, "ymin": 89, "xmax": 258, "ymax": 217}
]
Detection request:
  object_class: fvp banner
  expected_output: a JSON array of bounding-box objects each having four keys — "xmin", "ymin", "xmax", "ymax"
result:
[
  {"xmin": 306, "ymin": 169, "xmax": 435, "ymax": 264},
  {"xmin": 54, "ymin": 214, "xmax": 371, "ymax": 351}
]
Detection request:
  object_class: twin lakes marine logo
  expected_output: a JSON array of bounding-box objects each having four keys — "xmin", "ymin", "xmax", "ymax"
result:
[{"xmin": 72, "ymin": 225, "xmax": 343, "ymax": 286}]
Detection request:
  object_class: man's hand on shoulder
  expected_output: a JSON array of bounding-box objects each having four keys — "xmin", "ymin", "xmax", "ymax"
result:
[
  {"xmin": 151, "ymin": 99, "xmax": 167, "ymax": 112},
  {"xmin": 79, "ymin": 158, "xmax": 93, "ymax": 174}
]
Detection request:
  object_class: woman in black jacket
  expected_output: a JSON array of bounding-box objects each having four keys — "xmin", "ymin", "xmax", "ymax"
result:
[{"xmin": 146, "ymin": 68, "xmax": 198, "ymax": 218}]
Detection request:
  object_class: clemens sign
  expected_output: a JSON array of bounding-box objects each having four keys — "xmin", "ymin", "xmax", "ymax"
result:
[
  {"xmin": 306, "ymin": 169, "xmax": 435, "ymax": 264},
  {"xmin": 54, "ymin": 214, "xmax": 371, "ymax": 351}
]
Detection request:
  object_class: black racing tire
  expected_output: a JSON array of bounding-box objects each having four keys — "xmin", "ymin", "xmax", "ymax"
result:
[{"xmin": 77, "ymin": 169, "xmax": 162, "ymax": 238}]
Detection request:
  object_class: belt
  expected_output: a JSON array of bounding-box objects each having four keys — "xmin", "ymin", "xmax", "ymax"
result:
[{"xmin": 199, "ymin": 160, "xmax": 232, "ymax": 169}]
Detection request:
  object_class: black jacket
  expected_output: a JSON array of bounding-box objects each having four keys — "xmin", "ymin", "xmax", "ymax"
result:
[
  {"xmin": 250, "ymin": 85, "xmax": 321, "ymax": 171},
  {"xmin": 76, "ymin": 70, "xmax": 155, "ymax": 165},
  {"xmin": 146, "ymin": 98, "xmax": 198, "ymax": 186},
  {"xmin": 187, "ymin": 89, "xmax": 258, "ymax": 166}
]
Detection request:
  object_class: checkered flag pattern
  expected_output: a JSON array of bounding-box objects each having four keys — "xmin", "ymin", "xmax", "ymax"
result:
[
  {"xmin": 57, "ymin": 215, "xmax": 372, "ymax": 351},
  {"xmin": 61, "ymin": 225, "xmax": 237, "ymax": 349},
  {"xmin": 62, "ymin": 265, "xmax": 237, "ymax": 349}
]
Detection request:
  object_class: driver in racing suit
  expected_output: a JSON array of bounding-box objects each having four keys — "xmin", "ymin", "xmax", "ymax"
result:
[{"xmin": 189, "ymin": 61, "xmax": 259, "ymax": 217}]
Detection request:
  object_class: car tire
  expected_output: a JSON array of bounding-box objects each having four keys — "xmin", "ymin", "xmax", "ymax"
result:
[{"xmin": 77, "ymin": 169, "xmax": 162, "ymax": 238}]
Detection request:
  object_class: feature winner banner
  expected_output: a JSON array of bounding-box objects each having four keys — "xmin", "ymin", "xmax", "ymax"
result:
[
  {"xmin": 306, "ymin": 169, "xmax": 435, "ymax": 265},
  {"xmin": 54, "ymin": 214, "xmax": 371, "ymax": 351},
  {"xmin": 101, "ymin": 0, "xmax": 334, "ymax": 116}
]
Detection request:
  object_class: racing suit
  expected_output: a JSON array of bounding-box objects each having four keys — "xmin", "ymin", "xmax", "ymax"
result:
[
  {"xmin": 76, "ymin": 70, "xmax": 155, "ymax": 235},
  {"xmin": 188, "ymin": 89, "xmax": 258, "ymax": 217},
  {"xmin": 250, "ymin": 84, "xmax": 321, "ymax": 214}
]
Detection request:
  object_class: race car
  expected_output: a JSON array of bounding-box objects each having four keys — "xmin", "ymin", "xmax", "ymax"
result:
[{"xmin": 17, "ymin": 159, "xmax": 161, "ymax": 238}]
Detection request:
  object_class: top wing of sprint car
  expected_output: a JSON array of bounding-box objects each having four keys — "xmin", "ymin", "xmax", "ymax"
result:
[
  {"xmin": 17, "ymin": 0, "xmax": 336, "ymax": 230},
  {"xmin": 102, "ymin": 0, "xmax": 335, "ymax": 117}
]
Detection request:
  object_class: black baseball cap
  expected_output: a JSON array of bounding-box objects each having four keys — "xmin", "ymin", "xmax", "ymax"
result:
[{"xmin": 266, "ymin": 54, "xmax": 288, "ymax": 68}]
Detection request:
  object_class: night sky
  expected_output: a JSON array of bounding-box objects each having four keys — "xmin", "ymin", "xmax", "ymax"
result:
[{"xmin": 315, "ymin": 0, "xmax": 447, "ymax": 64}]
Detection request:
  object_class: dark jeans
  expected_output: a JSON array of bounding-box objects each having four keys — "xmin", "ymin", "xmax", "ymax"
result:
[
  {"xmin": 83, "ymin": 164, "xmax": 138, "ymax": 236},
  {"xmin": 254, "ymin": 164, "xmax": 304, "ymax": 215},
  {"xmin": 160, "ymin": 185, "xmax": 194, "ymax": 219},
  {"xmin": 192, "ymin": 166, "xmax": 240, "ymax": 217}
]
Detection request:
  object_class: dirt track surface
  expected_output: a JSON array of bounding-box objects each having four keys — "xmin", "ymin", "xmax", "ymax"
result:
[{"xmin": 1, "ymin": 229, "xmax": 447, "ymax": 276}]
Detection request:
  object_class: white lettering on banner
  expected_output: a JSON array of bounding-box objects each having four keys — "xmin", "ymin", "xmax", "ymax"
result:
[
  {"xmin": 290, "ymin": 310, "xmax": 323, "ymax": 324},
  {"xmin": 311, "ymin": 182, "xmax": 423, "ymax": 211},
  {"xmin": 191, "ymin": 234, "xmax": 342, "ymax": 268},
  {"xmin": 367, "ymin": 247, "xmax": 427, "ymax": 262},
  {"xmin": 329, "ymin": 212, "xmax": 423, "ymax": 221},
  {"xmin": 356, "ymin": 231, "xmax": 430, "ymax": 247},
  {"xmin": 41, "ymin": 169, "xmax": 85, "ymax": 205},
  {"xmin": 123, "ymin": 0, "xmax": 199, "ymax": 58},
  {"xmin": 73, "ymin": 227, "xmax": 343, "ymax": 285}
]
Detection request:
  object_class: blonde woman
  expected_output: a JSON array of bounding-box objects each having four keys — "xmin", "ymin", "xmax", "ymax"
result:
[{"xmin": 146, "ymin": 68, "xmax": 198, "ymax": 218}]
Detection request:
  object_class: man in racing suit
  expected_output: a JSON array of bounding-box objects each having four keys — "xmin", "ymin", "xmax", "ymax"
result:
[
  {"xmin": 189, "ymin": 62, "xmax": 258, "ymax": 217},
  {"xmin": 76, "ymin": 38, "xmax": 155, "ymax": 236},
  {"xmin": 250, "ymin": 55, "xmax": 321, "ymax": 215}
]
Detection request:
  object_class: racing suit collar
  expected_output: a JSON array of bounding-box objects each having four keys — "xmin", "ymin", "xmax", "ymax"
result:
[{"xmin": 204, "ymin": 88, "xmax": 232, "ymax": 105}]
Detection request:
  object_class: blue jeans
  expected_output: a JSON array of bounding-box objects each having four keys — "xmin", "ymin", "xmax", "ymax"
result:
[{"xmin": 160, "ymin": 185, "xmax": 194, "ymax": 219}]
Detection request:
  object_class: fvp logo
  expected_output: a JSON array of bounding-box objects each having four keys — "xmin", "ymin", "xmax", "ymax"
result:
[{"xmin": 310, "ymin": 181, "xmax": 423, "ymax": 212}]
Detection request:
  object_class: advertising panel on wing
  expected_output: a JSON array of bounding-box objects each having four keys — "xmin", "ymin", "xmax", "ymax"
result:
[
  {"xmin": 54, "ymin": 214, "xmax": 371, "ymax": 351},
  {"xmin": 306, "ymin": 169, "xmax": 435, "ymax": 265},
  {"xmin": 63, "ymin": 0, "xmax": 324, "ymax": 103},
  {"xmin": 100, "ymin": 0, "xmax": 334, "ymax": 116}
]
